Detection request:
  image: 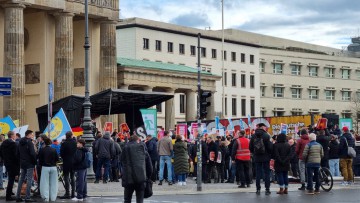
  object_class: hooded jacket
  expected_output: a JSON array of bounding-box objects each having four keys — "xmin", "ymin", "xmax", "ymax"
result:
[
  {"xmin": 339, "ymin": 132, "xmax": 355, "ymax": 159},
  {"xmin": 17, "ymin": 137, "xmax": 37, "ymax": 169},
  {"xmin": 295, "ymin": 133, "xmax": 310, "ymax": 160},
  {"xmin": 95, "ymin": 132, "xmax": 115, "ymax": 159},
  {"xmin": 0, "ymin": 138, "xmax": 20, "ymax": 174},
  {"xmin": 145, "ymin": 137, "xmax": 158, "ymax": 161},
  {"xmin": 249, "ymin": 128, "xmax": 273, "ymax": 163},
  {"xmin": 73, "ymin": 147, "xmax": 89, "ymax": 170}
]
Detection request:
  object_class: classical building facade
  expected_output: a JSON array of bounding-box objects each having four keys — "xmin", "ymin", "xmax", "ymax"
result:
[
  {"xmin": 0, "ymin": 0, "xmax": 119, "ymax": 130},
  {"xmin": 116, "ymin": 18, "xmax": 262, "ymax": 128}
]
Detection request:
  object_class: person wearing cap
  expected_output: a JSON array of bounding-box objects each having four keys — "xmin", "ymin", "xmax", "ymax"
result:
[
  {"xmin": 338, "ymin": 126, "xmax": 355, "ymax": 186},
  {"xmin": 145, "ymin": 135, "xmax": 158, "ymax": 182},
  {"xmin": 249, "ymin": 123, "xmax": 273, "ymax": 195},
  {"xmin": 295, "ymin": 128, "xmax": 310, "ymax": 190},
  {"xmin": 72, "ymin": 139, "xmax": 89, "ymax": 201}
]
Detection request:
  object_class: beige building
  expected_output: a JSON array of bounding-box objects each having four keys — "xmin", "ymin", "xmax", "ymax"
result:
[{"xmin": 0, "ymin": 0, "xmax": 119, "ymax": 130}]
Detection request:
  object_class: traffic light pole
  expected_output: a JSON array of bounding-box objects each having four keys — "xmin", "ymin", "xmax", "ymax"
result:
[{"xmin": 196, "ymin": 33, "xmax": 202, "ymax": 192}]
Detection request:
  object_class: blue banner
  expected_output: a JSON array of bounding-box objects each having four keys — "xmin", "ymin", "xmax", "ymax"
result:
[
  {"xmin": 228, "ymin": 118, "xmax": 234, "ymax": 131},
  {"xmin": 0, "ymin": 116, "xmax": 16, "ymax": 134},
  {"xmin": 43, "ymin": 108, "xmax": 71, "ymax": 142},
  {"xmin": 239, "ymin": 119, "xmax": 245, "ymax": 130},
  {"xmin": 215, "ymin": 116, "xmax": 220, "ymax": 130},
  {"xmin": 247, "ymin": 114, "xmax": 252, "ymax": 129}
]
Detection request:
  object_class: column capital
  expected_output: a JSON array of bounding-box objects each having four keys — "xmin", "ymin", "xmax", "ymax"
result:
[
  {"xmin": 99, "ymin": 20, "xmax": 118, "ymax": 25},
  {"xmin": 53, "ymin": 11, "xmax": 75, "ymax": 18},
  {"xmin": 2, "ymin": 2, "xmax": 26, "ymax": 9}
]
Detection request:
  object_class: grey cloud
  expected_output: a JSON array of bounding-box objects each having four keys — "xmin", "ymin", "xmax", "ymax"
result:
[{"xmin": 170, "ymin": 12, "xmax": 211, "ymax": 27}]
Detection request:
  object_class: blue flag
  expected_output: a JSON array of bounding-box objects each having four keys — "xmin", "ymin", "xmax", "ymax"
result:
[
  {"xmin": 239, "ymin": 119, "xmax": 245, "ymax": 130},
  {"xmin": 0, "ymin": 116, "xmax": 16, "ymax": 134},
  {"xmin": 215, "ymin": 116, "xmax": 220, "ymax": 130},
  {"xmin": 228, "ymin": 118, "xmax": 234, "ymax": 131},
  {"xmin": 247, "ymin": 114, "xmax": 252, "ymax": 129},
  {"xmin": 43, "ymin": 108, "xmax": 71, "ymax": 142}
]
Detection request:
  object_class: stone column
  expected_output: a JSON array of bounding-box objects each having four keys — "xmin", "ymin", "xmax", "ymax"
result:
[
  {"xmin": 3, "ymin": 3, "xmax": 26, "ymax": 125},
  {"xmin": 165, "ymin": 90, "xmax": 175, "ymax": 130},
  {"xmin": 206, "ymin": 93, "xmax": 216, "ymax": 120},
  {"xmin": 186, "ymin": 90, "xmax": 197, "ymax": 121},
  {"xmin": 54, "ymin": 12, "xmax": 74, "ymax": 101},
  {"xmin": 99, "ymin": 21, "xmax": 117, "ymax": 128}
]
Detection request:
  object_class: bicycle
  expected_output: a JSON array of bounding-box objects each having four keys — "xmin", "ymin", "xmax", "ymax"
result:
[{"xmin": 319, "ymin": 167, "xmax": 333, "ymax": 192}]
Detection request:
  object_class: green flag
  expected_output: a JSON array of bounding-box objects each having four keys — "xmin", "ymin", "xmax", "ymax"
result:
[{"xmin": 140, "ymin": 109, "xmax": 157, "ymax": 137}]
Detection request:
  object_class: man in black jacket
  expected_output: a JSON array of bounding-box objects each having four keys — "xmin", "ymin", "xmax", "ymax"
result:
[
  {"xmin": 16, "ymin": 130, "xmax": 37, "ymax": 202},
  {"xmin": 121, "ymin": 135, "xmax": 152, "ymax": 203},
  {"xmin": 95, "ymin": 132, "xmax": 115, "ymax": 183},
  {"xmin": 316, "ymin": 130, "xmax": 331, "ymax": 169},
  {"xmin": 145, "ymin": 135, "xmax": 158, "ymax": 182},
  {"xmin": 0, "ymin": 131, "xmax": 20, "ymax": 201},
  {"xmin": 249, "ymin": 123, "xmax": 273, "ymax": 195},
  {"xmin": 59, "ymin": 131, "xmax": 77, "ymax": 199}
]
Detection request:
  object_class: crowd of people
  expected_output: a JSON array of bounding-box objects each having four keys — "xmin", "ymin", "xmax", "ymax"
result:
[{"xmin": 0, "ymin": 122, "xmax": 359, "ymax": 202}]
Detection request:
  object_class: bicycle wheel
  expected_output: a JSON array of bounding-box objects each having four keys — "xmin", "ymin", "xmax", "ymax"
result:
[{"xmin": 320, "ymin": 167, "xmax": 333, "ymax": 192}]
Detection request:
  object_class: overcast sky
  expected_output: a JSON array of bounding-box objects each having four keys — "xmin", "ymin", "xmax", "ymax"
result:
[{"xmin": 120, "ymin": 0, "xmax": 360, "ymax": 49}]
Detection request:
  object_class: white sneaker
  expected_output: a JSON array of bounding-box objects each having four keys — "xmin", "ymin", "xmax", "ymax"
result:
[
  {"xmin": 71, "ymin": 197, "xmax": 83, "ymax": 201},
  {"xmin": 340, "ymin": 181, "xmax": 348, "ymax": 186},
  {"xmin": 183, "ymin": 182, "xmax": 186, "ymax": 186},
  {"xmin": 178, "ymin": 182, "xmax": 182, "ymax": 186}
]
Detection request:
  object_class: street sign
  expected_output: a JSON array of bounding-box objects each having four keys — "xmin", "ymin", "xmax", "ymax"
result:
[
  {"xmin": 0, "ymin": 77, "xmax": 11, "ymax": 83},
  {"xmin": 0, "ymin": 84, "xmax": 11, "ymax": 89},
  {"xmin": 0, "ymin": 91, "xmax": 11, "ymax": 96}
]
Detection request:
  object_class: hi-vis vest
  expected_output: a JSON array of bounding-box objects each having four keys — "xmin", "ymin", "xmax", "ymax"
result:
[{"xmin": 235, "ymin": 137, "xmax": 251, "ymax": 161}]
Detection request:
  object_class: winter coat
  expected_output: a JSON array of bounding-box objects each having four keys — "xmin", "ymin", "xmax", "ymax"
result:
[
  {"xmin": 338, "ymin": 133, "xmax": 355, "ymax": 159},
  {"xmin": 316, "ymin": 134, "xmax": 331, "ymax": 160},
  {"xmin": 95, "ymin": 133, "xmax": 115, "ymax": 159},
  {"xmin": 60, "ymin": 138, "xmax": 77, "ymax": 172},
  {"xmin": 207, "ymin": 141, "xmax": 218, "ymax": 163},
  {"xmin": 273, "ymin": 135, "xmax": 292, "ymax": 172},
  {"xmin": 302, "ymin": 140, "xmax": 324, "ymax": 167},
  {"xmin": 353, "ymin": 141, "xmax": 360, "ymax": 165},
  {"xmin": 218, "ymin": 144, "xmax": 227, "ymax": 165},
  {"xmin": 249, "ymin": 129, "xmax": 273, "ymax": 163},
  {"xmin": 17, "ymin": 137, "xmax": 37, "ymax": 169},
  {"xmin": 328, "ymin": 140, "xmax": 339, "ymax": 159},
  {"xmin": 289, "ymin": 144, "xmax": 298, "ymax": 164},
  {"xmin": 121, "ymin": 141, "xmax": 153, "ymax": 187},
  {"xmin": 0, "ymin": 139, "xmax": 20, "ymax": 175},
  {"xmin": 111, "ymin": 142, "xmax": 122, "ymax": 167},
  {"xmin": 73, "ymin": 147, "xmax": 89, "ymax": 170},
  {"xmin": 39, "ymin": 145, "xmax": 59, "ymax": 167},
  {"xmin": 295, "ymin": 134, "xmax": 310, "ymax": 160},
  {"xmin": 173, "ymin": 140, "xmax": 189, "ymax": 174},
  {"xmin": 146, "ymin": 137, "xmax": 158, "ymax": 161}
]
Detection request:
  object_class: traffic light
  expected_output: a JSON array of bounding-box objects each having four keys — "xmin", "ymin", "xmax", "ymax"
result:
[{"xmin": 199, "ymin": 89, "xmax": 212, "ymax": 119}]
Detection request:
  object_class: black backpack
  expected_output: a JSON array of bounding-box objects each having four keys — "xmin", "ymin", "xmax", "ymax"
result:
[{"xmin": 253, "ymin": 136, "xmax": 266, "ymax": 155}]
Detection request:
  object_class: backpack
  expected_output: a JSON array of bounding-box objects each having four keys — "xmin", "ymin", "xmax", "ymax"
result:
[
  {"xmin": 85, "ymin": 151, "xmax": 92, "ymax": 168},
  {"xmin": 253, "ymin": 136, "xmax": 266, "ymax": 155}
]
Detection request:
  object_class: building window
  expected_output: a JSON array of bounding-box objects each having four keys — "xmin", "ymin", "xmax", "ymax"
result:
[
  {"xmin": 156, "ymin": 103, "xmax": 162, "ymax": 113},
  {"xmin": 259, "ymin": 62, "xmax": 265, "ymax": 73},
  {"xmin": 291, "ymin": 89, "xmax": 301, "ymax": 99},
  {"xmin": 342, "ymin": 69, "xmax": 350, "ymax": 79},
  {"xmin": 250, "ymin": 75, "xmax": 254, "ymax": 88},
  {"xmin": 309, "ymin": 66, "xmax": 318, "ymax": 76},
  {"xmin": 261, "ymin": 110, "xmax": 266, "ymax": 117},
  {"xmin": 357, "ymin": 92, "xmax": 360, "ymax": 100},
  {"xmin": 325, "ymin": 90, "xmax": 335, "ymax": 100},
  {"xmin": 292, "ymin": 112, "xmax": 302, "ymax": 116},
  {"xmin": 143, "ymin": 38, "xmax": 149, "ymax": 49},
  {"xmin": 342, "ymin": 91, "xmax": 351, "ymax": 101},
  {"xmin": 224, "ymin": 97, "xmax": 228, "ymax": 115},
  {"xmin": 223, "ymin": 51, "xmax": 227, "ymax": 61},
  {"xmin": 260, "ymin": 86, "xmax": 265, "ymax": 97},
  {"xmin": 273, "ymin": 63, "xmax": 283, "ymax": 74},
  {"xmin": 223, "ymin": 72, "xmax": 227, "ymax": 86},
  {"xmin": 250, "ymin": 55, "xmax": 254, "ymax": 64},
  {"xmin": 180, "ymin": 94, "xmax": 185, "ymax": 113},
  {"xmin": 232, "ymin": 98, "xmax": 237, "ymax": 116},
  {"xmin": 168, "ymin": 42, "xmax": 173, "ymax": 53},
  {"xmin": 250, "ymin": 99, "xmax": 255, "ymax": 116},
  {"xmin": 325, "ymin": 68, "xmax": 335, "ymax": 78},
  {"xmin": 241, "ymin": 53, "xmax": 245, "ymax": 63},
  {"xmin": 309, "ymin": 89, "xmax": 318, "ymax": 99},
  {"xmin": 273, "ymin": 87, "xmax": 284, "ymax": 98},
  {"xmin": 232, "ymin": 73, "xmax": 237, "ymax": 87},
  {"xmin": 201, "ymin": 47, "xmax": 206, "ymax": 57},
  {"xmin": 356, "ymin": 70, "xmax": 360, "ymax": 80},
  {"xmin": 179, "ymin": 44, "xmax": 185, "ymax": 54},
  {"xmin": 190, "ymin": 45, "xmax": 196, "ymax": 56},
  {"xmin": 211, "ymin": 49, "xmax": 217, "ymax": 59},
  {"xmin": 241, "ymin": 99, "xmax": 246, "ymax": 117},
  {"xmin": 155, "ymin": 40, "xmax": 162, "ymax": 51},
  {"xmin": 291, "ymin": 65, "xmax": 301, "ymax": 75},
  {"xmin": 241, "ymin": 74, "xmax": 246, "ymax": 88},
  {"xmin": 231, "ymin": 52, "xmax": 236, "ymax": 61},
  {"xmin": 274, "ymin": 111, "xmax": 284, "ymax": 116}
]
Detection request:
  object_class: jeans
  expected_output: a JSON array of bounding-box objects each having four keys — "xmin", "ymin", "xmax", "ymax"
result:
[
  {"xmin": 329, "ymin": 159, "xmax": 340, "ymax": 177},
  {"xmin": 229, "ymin": 162, "xmax": 236, "ymax": 182},
  {"xmin": 6, "ymin": 170, "xmax": 16, "ymax": 199},
  {"xmin": 0, "ymin": 164, "xmax": 3, "ymax": 188},
  {"xmin": 255, "ymin": 161, "xmax": 270, "ymax": 190},
  {"xmin": 76, "ymin": 169, "xmax": 87, "ymax": 199},
  {"xmin": 207, "ymin": 162, "xmax": 218, "ymax": 182},
  {"xmin": 177, "ymin": 174, "xmax": 186, "ymax": 182},
  {"xmin": 306, "ymin": 166, "xmax": 320, "ymax": 191},
  {"xmin": 40, "ymin": 166, "xmax": 58, "ymax": 201},
  {"xmin": 124, "ymin": 183, "xmax": 145, "ymax": 203},
  {"xmin": 236, "ymin": 160, "xmax": 251, "ymax": 185},
  {"xmin": 340, "ymin": 158, "xmax": 353, "ymax": 181},
  {"xmin": 63, "ymin": 169, "xmax": 75, "ymax": 196},
  {"xmin": 290, "ymin": 162, "xmax": 299, "ymax": 177},
  {"xmin": 96, "ymin": 158, "xmax": 111, "ymax": 181},
  {"xmin": 159, "ymin": 156, "xmax": 172, "ymax": 182},
  {"xmin": 299, "ymin": 160, "xmax": 306, "ymax": 184},
  {"xmin": 276, "ymin": 171, "xmax": 289, "ymax": 188},
  {"xmin": 16, "ymin": 168, "xmax": 34, "ymax": 200}
]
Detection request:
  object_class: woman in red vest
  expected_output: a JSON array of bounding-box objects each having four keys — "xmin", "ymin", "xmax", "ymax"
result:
[{"xmin": 231, "ymin": 130, "xmax": 251, "ymax": 188}]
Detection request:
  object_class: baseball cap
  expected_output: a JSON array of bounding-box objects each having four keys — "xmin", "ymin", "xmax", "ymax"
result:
[{"xmin": 342, "ymin": 126, "xmax": 349, "ymax": 132}]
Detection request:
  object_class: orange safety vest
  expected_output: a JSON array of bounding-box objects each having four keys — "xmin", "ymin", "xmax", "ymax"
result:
[{"xmin": 235, "ymin": 137, "xmax": 251, "ymax": 161}]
